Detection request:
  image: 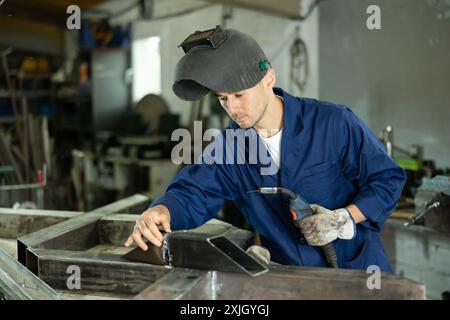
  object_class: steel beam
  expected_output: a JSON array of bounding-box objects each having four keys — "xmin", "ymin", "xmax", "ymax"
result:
[
  {"xmin": 17, "ymin": 194, "xmax": 149, "ymax": 269},
  {"xmin": 123, "ymin": 220, "xmax": 256, "ymax": 274},
  {"xmin": 167, "ymin": 228, "xmax": 254, "ymax": 272},
  {"xmin": 135, "ymin": 265, "xmax": 426, "ymax": 300},
  {"xmin": 98, "ymin": 214, "xmax": 136, "ymax": 246},
  {"xmin": 28, "ymin": 248, "xmax": 171, "ymax": 296},
  {"xmin": 4, "ymin": 196, "xmax": 426, "ymax": 300},
  {"xmin": 0, "ymin": 208, "xmax": 82, "ymax": 238},
  {"xmin": 0, "ymin": 249, "xmax": 64, "ymax": 300},
  {"xmin": 134, "ymin": 269, "xmax": 208, "ymax": 300}
]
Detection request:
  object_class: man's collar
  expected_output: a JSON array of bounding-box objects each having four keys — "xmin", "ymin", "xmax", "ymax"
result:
[
  {"xmin": 229, "ymin": 87, "xmax": 303, "ymax": 137},
  {"xmin": 273, "ymin": 87, "xmax": 303, "ymax": 137}
]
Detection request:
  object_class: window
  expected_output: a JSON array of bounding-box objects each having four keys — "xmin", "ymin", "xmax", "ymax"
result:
[{"xmin": 132, "ymin": 36, "xmax": 161, "ymax": 103}]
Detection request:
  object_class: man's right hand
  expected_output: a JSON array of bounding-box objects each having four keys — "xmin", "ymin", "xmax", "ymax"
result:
[{"xmin": 124, "ymin": 204, "xmax": 172, "ymax": 250}]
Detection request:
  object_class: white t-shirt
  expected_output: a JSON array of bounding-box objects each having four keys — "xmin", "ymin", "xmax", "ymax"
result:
[
  {"xmin": 258, "ymin": 129, "xmax": 283, "ymax": 169},
  {"xmin": 257, "ymin": 95, "xmax": 284, "ymax": 169}
]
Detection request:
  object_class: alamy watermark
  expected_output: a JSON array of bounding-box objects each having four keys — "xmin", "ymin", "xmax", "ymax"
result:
[
  {"xmin": 366, "ymin": 265, "xmax": 381, "ymax": 290},
  {"xmin": 0, "ymin": 1, "xmax": 81, "ymax": 30},
  {"xmin": 171, "ymin": 121, "xmax": 279, "ymax": 176},
  {"xmin": 66, "ymin": 5, "xmax": 81, "ymax": 30},
  {"xmin": 367, "ymin": 5, "xmax": 382, "ymax": 30},
  {"xmin": 66, "ymin": 265, "xmax": 81, "ymax": 290}
]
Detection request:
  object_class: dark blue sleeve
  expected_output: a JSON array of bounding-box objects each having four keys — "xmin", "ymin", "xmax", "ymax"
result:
[
  {"xmin": 336, "ymin": 107, "xmax": 406, "ymax": 231},
  {"xmin": 150, "ymin": 135, "xmax": 240, "ymax": 230}
]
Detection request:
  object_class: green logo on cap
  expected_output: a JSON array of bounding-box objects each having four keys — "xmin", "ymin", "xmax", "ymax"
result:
[{"xmin": 259, "ymin": 60, "xmax": 270, "ymax": 72}]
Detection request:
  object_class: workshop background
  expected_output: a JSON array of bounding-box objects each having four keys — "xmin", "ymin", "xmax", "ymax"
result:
[{"xmin": 0, "ymin": 0, "xmax": 449, "ymax": 300}]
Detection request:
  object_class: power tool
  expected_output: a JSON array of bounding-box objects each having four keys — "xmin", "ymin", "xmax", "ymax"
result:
[{"xmin": 247, "ymin": 187, "xmax": 339, "ymax": 268}]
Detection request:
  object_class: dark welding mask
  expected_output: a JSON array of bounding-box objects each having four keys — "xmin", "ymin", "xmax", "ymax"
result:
[{"xmin": 172, "ymin": 25, "xmax": 271, "ymax": 101}]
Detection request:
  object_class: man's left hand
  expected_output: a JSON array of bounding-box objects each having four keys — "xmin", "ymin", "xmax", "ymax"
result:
[{"xmin": 297, "ymin": 205, "xmax": 356, "ymax": 246}]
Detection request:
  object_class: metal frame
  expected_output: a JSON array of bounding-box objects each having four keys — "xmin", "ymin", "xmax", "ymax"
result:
[
  {"xmin": 124, "ymin": 222, "xmax": 256, "ymax": 273},
  {"xmin": 135, "ymin": 265, "xmax": 427, "ymax": 300},
  {"xmin": 1, "ymin": 193, "xmax": 427, "ymax": 300},
  {"xmin": 206, "ymin": 230, "xmax": 268, "ymax": 277},
  {"xmin": 0, "ymin": 208, "xmax": 82, "ymax": 239},
  {"xmin": 0, "ymin": 248, "xmax": 64, "ymax": 300},
  {"xmin": 26, "ymin": 248, "xmax": 171, "ymax": 296},
  {"xmin": 17, "ymin": 194, "xmax": 150, "ymax": 270}
]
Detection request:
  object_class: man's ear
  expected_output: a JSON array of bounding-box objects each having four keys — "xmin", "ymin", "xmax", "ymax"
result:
[{"xmin": 263, "ymin": 69, "xmax": 276, "ymax": 89}]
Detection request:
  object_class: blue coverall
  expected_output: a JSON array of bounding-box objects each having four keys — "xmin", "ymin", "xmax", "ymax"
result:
[{"xmin": 152, "ymin": 87, "xmax": 406, "ymax": 272}]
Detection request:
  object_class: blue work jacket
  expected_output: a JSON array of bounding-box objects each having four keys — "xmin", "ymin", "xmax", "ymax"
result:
[{"xmin": 152, "ymin": 87, "xmax": 406, "ymax": 272}]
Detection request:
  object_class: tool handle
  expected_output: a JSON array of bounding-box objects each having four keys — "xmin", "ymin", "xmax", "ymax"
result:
[
  {"xmin": 321, "ymin": 243, "xmax": 338, "ymax": 268},
  {"xmin": 290, "ymin": 196, "xmax": 314, "ymax": 222},
  {"xmin": 290, "ymin": 196, "xmax": 339, "ymax": 268},
  {"xmin": 251, "ymin": 187, "xmax": 340, "ymax": 268}
]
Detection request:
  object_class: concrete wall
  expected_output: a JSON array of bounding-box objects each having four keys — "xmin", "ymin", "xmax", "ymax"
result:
[
  {"xmin": 382, "ymin": 220, "xmax": 450, "ymax": 300},
  {"xmin": 319, "ymin": 0, "xmax": 450, "ymax": 168},
  {"xmin": 132, "ymin": 0, "xmax": 319, "ymax": 126}
]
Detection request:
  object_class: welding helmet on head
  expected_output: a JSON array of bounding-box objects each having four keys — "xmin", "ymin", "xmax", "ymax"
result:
[{"xmin": 172, "ymin": 25, "xmax": 271, "ymax": 101}]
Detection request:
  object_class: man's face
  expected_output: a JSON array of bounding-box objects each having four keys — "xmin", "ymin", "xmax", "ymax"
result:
[{"xmin": 215, "ymin": 79, "xmax": 270, "ymax": 129}]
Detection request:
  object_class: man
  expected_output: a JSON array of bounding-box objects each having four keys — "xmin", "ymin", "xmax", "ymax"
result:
[{"xmin": 125, "ymin": 26, "xmax": 406, "ymax": 271}]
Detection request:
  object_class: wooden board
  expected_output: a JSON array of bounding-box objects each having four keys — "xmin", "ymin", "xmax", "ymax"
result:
[{"xmin": 390, "ymin": 210, "xmax": 416, "ymax": 220}]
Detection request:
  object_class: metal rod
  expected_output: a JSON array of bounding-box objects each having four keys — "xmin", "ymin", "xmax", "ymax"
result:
[
  {"xmin": 0, "ymin": 183, "xmax": 43, "ymax": 191},
  {"xmin": 247, "ymin": 187, "xmax": 297, "ymax": 199},
  {"xmin": 404, "ymin": 201, "xmax": 440, "ymax": 227}
]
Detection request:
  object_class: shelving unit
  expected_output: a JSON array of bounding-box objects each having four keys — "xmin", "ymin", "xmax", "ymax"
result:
[{"xmin": 0, "ymin": 49, "xmax": 59, "ymax": 208}]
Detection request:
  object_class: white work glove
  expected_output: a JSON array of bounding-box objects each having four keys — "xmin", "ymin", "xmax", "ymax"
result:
[
  {"xmin": 246, "ymin": 245, "xmax": 271, "ymax": 265},
  {"xmin": 297, "ymin": 205, "xmax": 356, "ymax": 246}
]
